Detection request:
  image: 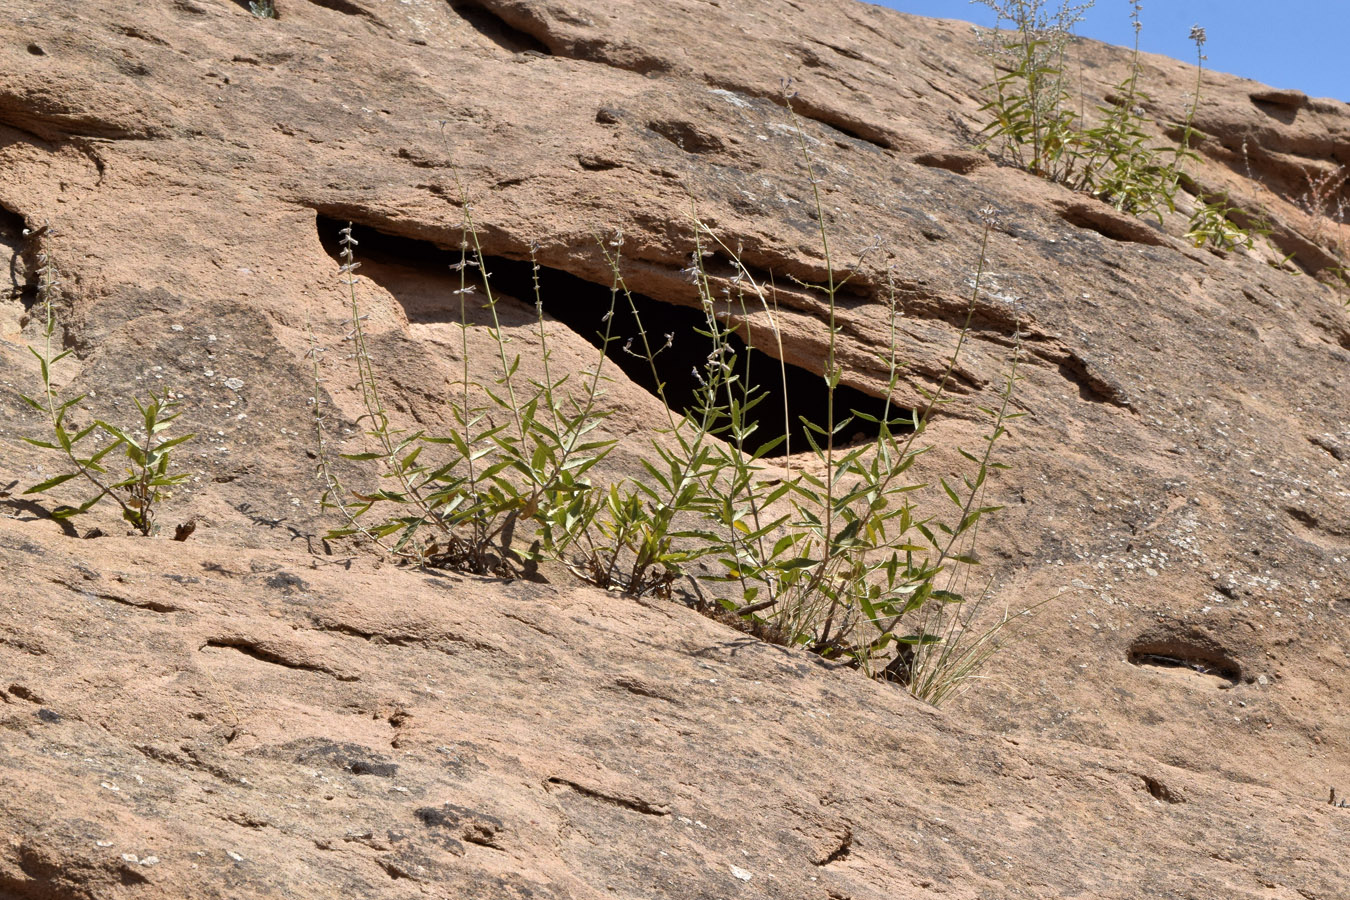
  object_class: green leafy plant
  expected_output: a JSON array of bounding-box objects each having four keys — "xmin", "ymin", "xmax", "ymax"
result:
[
  {"xmin": 248, "ymin": 1, "xmax": 276, "ymax": 19},
  {"xmin": 1185, "ymin": 194, "xmax": 1257, "ymax": 251},
  {"xmin": 976, "ymin": 2, "xmax": 1213, "ymax": 232},
  {"xmin": 21, "ymin": 242, "xmax": 194, "ymax": 535},
  {"xmin": 1069, "ymin": 3, "xmax": 1194, "ymax": 222},
  {"xmin": 979, "ymin": 59, "xmax": 1080, "ymax": 183},
  {"xmin": 313, "ymin": 211, "xmax": 614, "ymax": 574},
  {"xmin": 316, "ymin": 116, "xmax": 1032, "ymax": 704},
  {"xmin": 544, "ymin": 105, "xmax": 1031, "ymax": 699},
  {"xmin": 974, "ymin": 0, "xmax": 1091, "ymax": 181},
  {"xmin": 530, "ymin": 229, "xmax": 715, "ymax": 599},
  {"xmin": 673, "ymin": 118, "xmax": 1024, "ymax": 689}
]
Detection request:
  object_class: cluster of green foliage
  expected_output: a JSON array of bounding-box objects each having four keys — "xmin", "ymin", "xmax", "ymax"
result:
[
  {"xmin": 19, "ymin": 235, "xmax": 194, "ymax": 536},
  {"xmin": 1184, "ymin": 194, "xmax": 1261, "ymax": 252},
  {"xmin": 312, "ymin": 118, "xmax": 1027, "ymax": 703},
  {"xmin": 13, "ymin": 114, "xmax": 1030, "ymax": 705},
  {"xmin": 310, "ymin": 218, "xmax": 613, "ymax": 577},
  {"xmin": 975, "ymin": 1, "xmax": 1261, "ymax": 251}
]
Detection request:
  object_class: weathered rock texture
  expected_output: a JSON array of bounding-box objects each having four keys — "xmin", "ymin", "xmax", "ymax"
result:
[{"xmin": 1, "ymin": 0, "xmax": 1348, "ymax": 898}]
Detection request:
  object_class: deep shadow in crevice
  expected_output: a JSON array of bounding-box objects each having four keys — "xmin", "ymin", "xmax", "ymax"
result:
[
  {"xmin": 447, "ymin": 1, "xmax": 551, "ymax": 55},
  {"xmin": 1127, "ymin": 632, "xmax": 1241, "ymax": 685},
  {"xmin": 0, "ymin": 203, "xmax": 37, "ymax": 310},
  {"xmin": 315, "ymin": 216, "xmax": 904, "ymax": 457},
  {"xmin": 306, "ymin": 0, "xmax": 384, "ymax": 23},
  {"xmin": 705, "ymin": 79, "xmax": 896, "ymax": 152},
  {"xmin": 1249, "ymin": 99, "xmax": 1298, "ymax": 126},
  {"xmin": 1139, "ymin": 774, "xmax": 1184, "ymax": 804}
]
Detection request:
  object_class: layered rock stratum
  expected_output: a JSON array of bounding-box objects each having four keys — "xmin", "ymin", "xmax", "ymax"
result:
[{"xmin": 1, "ymin": 1, "xmax": 1348, "ymax": 898}]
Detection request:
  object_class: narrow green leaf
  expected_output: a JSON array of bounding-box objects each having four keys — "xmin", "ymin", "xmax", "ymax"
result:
[
  {"xmin": 24, "ymin": 472, "xmax": 80, "ymax": 494},
  {"xmin": 940, "ymin": 477, "xmax": 961, "ymax": 508}
]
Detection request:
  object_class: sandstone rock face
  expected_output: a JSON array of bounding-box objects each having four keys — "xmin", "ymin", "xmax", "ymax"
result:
[{"xmin": 1, "ymin": 1, "xmax": 1348, "ymax": 898}]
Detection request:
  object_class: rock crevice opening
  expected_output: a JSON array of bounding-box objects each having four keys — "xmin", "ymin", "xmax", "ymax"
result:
[{"xmin": 314, "ymin": 215, "xmax": 907, "ymax": 457}]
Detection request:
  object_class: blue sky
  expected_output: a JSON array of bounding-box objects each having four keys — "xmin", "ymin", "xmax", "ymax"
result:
[{"xmin": 872, "ymin": 1, "xmax": 1349, "ymax": 101}]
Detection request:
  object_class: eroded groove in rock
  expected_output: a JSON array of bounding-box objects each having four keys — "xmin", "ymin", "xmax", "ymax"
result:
[
  {"xmin": 51, "ymin": 578, "xmax": 183, "ymax": 613},
  {"xmin": 1127, "ymin": 632, "xmax": 1241, "ymax": 685},
  {"xmin": 789, "ymin": 97, "xmax": 898, "ymax": 151},
  {"xmin": 1053, "ymin": 201, "xmax": 1168, "ymax": 247},
  {"xmin": 0, "ymin": 90, "xmax": 158, "ymax": 142},
  {"xmin": 1139, "ymin": 774, "xmax": 1184, "ymax": 804},
  {"xmin": 706, "ymin": 77, "xmax": 900, "ymax": 152},
  {"xmin": 0, "ymin": 631, "xmax": 47, "ymax": 657},
  {"xmin": 314, "ymin": 215, "xmax": 907, "ymax": 457},
  {"xmin": 545, "ymin": 777, "xmax": 670, "ymax": 816},
  {"xmin": 813, "ymin": 825, "xmax": 853, "ymax": 866},
  {"xmin": 308, "ymin": 620, "xmax": 418, "ymax": 647},
  {"xmin": 447, "ymin": 4, "xmax": 900, "ymax": 150},
  {"xmin": 1308, "ymin": 434, "xmax": 1348, "ymax": 461},
  {"xmin": 201, "ymin": 638, "xmax": 356, "ymax": 682},
  {"xmin": 646, "ymin": 119, "xmax": 724, "ymax": 154},
  {"xmin": 447, "ymin": 0, "xmax": 551, "ymax": 54},
  {"xmin": 1029, "ymin": 347, "xmax": 1134, "ymax": 411},
  {"xmin": 610, "ymin": 677, "xmax": 680, "ymax": 704},
  {"xmin": 305, "ymin": 0, "xmax": 385, "ymax": 24},
  {"xmin": 913, "ymin": 149, "xmax": 987, "ymax": 175},
  {"xmin": 309, "ymin": 610, "xmax": 504, "ymax": 654},
  {"xmin": 455, "ymin": 0, "xmax": 670, "ymax": 72},
  {"xmin": 1249, "ymin": 89, "xmax": 1308, "ymax": 111},
  {"xmin": 1285, "ymin": 506, "xmax": 1350, "ymax": 547}
]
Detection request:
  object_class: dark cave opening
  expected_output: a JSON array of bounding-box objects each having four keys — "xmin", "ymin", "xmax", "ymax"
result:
[{"xmin": 315, "ymin": 215, "xmax": 905, "ymax": 458}]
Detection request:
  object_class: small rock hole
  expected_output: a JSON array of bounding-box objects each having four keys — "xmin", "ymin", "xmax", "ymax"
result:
[
  {"xmin": 26, "ymin": 43, "xmax": 47, "ymax": 56},
  {"xmin": 1140, "ymin": 774, "xmax": 1183, "ymax": 804},
  {"xmin": 1128, "ymin": 631, "xmax": 1241, "ymax": 685},
  {"xmin": 1055, "ymin": 201, "xmax": 1166, "ymax": 246},
  {"xmin": 912, "ymin": 150, "xmax": 985, "ymax": 175}
]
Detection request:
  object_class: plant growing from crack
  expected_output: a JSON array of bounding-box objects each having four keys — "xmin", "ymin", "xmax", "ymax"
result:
[
  {"xmin": 975, "ymin": 3, "xmax": 1266, "ymax": 253},
  {"xmin": 312, "ymin": 203, "xmax": 615, "ymax": 574},
  {"xmin": 20, "ymin": 234, "xmax": 194, "ymax": 535},
  {"xmin": 665, "ymin": 110, "xmax": 1027, "ymax": 690},
  {"xmin": 974, "ymin": 0, "xmax": 1092, "ymax": 182},
  {"xmin": 541, "ymin": 100, "xmax": 1034, "ymax": 697},
  {"xmin": 315, "ymin": 115, "xmax": 1036, "ymax": 703}
]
